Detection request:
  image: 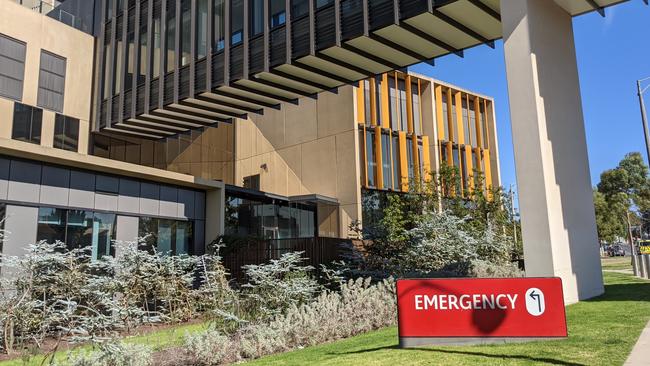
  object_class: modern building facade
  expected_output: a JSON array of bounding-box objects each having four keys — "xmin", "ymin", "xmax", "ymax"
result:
[
  {"xmin": 2, "ymin": 0, "xmax": 629, "ymax": 303},
  {"xmin": 0, "ymin": 0, "xmax": 499, "ymax": 258}
]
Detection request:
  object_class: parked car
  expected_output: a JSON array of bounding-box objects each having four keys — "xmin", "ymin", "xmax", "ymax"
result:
[{"xmin": 607, "ymin": 245, "xmax": 625, "ymax": 257}]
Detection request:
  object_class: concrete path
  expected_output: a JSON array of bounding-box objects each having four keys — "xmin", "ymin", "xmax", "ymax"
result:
[{"xmin": 625, "ymin": 321, "xmax": 650, "ymax": 365}]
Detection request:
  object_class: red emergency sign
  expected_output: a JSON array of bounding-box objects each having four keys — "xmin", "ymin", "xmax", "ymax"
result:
[{"xmin": 397, "ymin": 277, "xmax": 567, "ymax": 338}]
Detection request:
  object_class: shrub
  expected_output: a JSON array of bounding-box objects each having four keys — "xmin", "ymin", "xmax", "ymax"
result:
[
  {"xmin": 183, "ymin": 277, "xmax": 396, "ymax": 365},
  {"xmin": 63, "ymin": 342, "xmax": 153, "ymax": 366},
  {"xmin": 469, "ymin": 259, "xmax": 523, "ymax": 278}
]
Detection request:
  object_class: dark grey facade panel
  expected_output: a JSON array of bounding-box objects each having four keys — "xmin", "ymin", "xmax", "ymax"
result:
[
  {"xmin": 37, "ymin": 51, "xmax": 67, "ymax": 113},
  {"xmin": 0, "ymin": 34, "xmax": 26, "ymax": 101}
]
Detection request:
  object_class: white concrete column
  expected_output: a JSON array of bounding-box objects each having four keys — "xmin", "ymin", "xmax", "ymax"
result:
[{"xmin": 501, "ymin": 0, "xmax": 604, "ymax": 303}]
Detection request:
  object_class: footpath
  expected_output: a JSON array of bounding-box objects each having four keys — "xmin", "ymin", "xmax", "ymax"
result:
[{"xmin": 624, "ymin": 320, "xmax": 650, "ymax": 365}]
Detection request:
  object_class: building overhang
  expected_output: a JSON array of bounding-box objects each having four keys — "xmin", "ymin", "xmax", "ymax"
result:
[{"xmin": 97, "ymin": 0, "xmax": 635, "ymax": 138}]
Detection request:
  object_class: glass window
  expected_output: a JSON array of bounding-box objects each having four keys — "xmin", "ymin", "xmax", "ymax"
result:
[
  {"xmin": 365, "ymin": 130, "xmax": 376, "ymax": 187},
  {"xmin": 375, "ymin": 76, "xmax": 383, "ymax": 127},
  {"xmin": 418, "ymin": 140, "xmax": 424, "ymax": 181},
  {"xmin": 12, "ymin": 103, "xmax": 42, "ymax": 144},
  {"xmin": 452, "ymin": 146, "xmax": 461, "ymax": 192},
  {"xmin": 406, "ymin": 137, "xmax": 414, "ymax": 181},
  {"xmin": 37, "ymin": 51, "xmax": 66, "ymax": 112},
  {"xmin": 54, "ymin": 114, "xmax": 79, "ymax": 152},
  {"xmin": 292, "ymin": 0, "xmax": 309, "ymax": 18},
  {"xmin": 138, "ymin": 10, "xmax": 148, "ymax": 84},
  {"xmin": 270, "ymin": 1, "xmax": 286, "ymax": 27},
  {"xmin": 391, "ymin": 134, "xmax": 400, "ymax": 190},
  {"xmin": 139, "ymin": 217, "xmax": 194, "ymax": 255},
  {"xmin": 440, "ymin": 142, "xmax": 448, "ymax": 165},
  {"xmin": 441, "ymin": 92, "xmax": 449, "ymax": 140},
  {"xmin": 106, "ymin": 0, "xmax": 113, "ymax": 19},
  {"xmin": 460, "ymin": 150, "xmax": 468, "ymax": 193},
  {"xmin": 469, "ymin": 100, "xmax": 477, "ymax": 147},
  {"xmin": 166, "ymin": 0, "xmax": 176, "ymax": 72},
  {"xmin": 482, "ymin": 102, "xmax": 490, "ymax": 149},
  {"xmin": 398, "ymin": 79, "xmax": 407, "ymax": 131},
  {"xmin": 381, "ymin": 133, "xmax": 391, "ymax": 189},
  {"xmin": 243, "ymin": 174, "xmax": 260, "ymax": 190},
  {"xmin": 180, "ymin": 0, "xmax": 192, "ymax": 66},
  {"xmin": 153, "ymin": 11, "xmax": 161, "ymax": 77},
  {"xmin": 125, "ymin": 16, "xmax": 134, "ymax": 89},
  {"xmin": 363, "ymin": 80, "xmax": 371, "ymax": 125},
  {"xmin": 93, "ymin": 212, "xmax": 116, "ymax": 260},
  {"xmin": 451, "ymin": 95, "xmax": 458, "ymax": 143},
  {"xmin": 214, "ymin": 0, "xmax": 225, "ymax": 51},
  {"xmin": 389, "ymin": 76, "xmax": 398, "ymax": 131},
  {"xmin": 316, "ymin": 0, "xmax": 334, "ymax": 8},
  {"xmin": 0, "ymin": 33, "xmax": 26, "ymax": 101},
  {"xmin": 358, "ymin": 130, "xmax": 365, "ymax": 186},
  {"xmin": 103, "ymin": 44, "xmax": 111, "ymax": 98},
  {"xmin": 251, "ymin": 0, "xmax": 264, "ymax": 36},
  {"xmin": 412, "ymin": 82, "xmax": 421, "ymax": 135},
  {"xmin": 231, "ymin": 0, "xmax": 244, "ymax": 45},
  {"xmin": 37, "ymin": 207, "xmax": 67, "ymax": 244},
  {"xmin": 197, "ymin": 0, "xmax": 208, "ymax": 58},
  {"xmin": 462, "ymin": 98, "xmax": 469, "ymax": 145},
  {"xmin": 114, "ymin": 31, "xmax": 122, "ymax": 92},
  {"xmin": 66, "ymin": 210, "xmax": 94, "ymax": 250}
]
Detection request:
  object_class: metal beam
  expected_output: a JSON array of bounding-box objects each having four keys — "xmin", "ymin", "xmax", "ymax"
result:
[
  {"xmin": 150, "ymin": 110, "xmax": 220, "ymax": 125},
  {"xmin": 291, "ymin": 60, "xmax": 354, "ymax": 84},
  {"xmin": 584, "ymin": 0, "xmax": 606, "ymax": 17},
  {"xmin": 137, "ymin": 114, "xmax": 204, "ymax": 129},
  {"xmin": 195, "ymin": 94, "xmax": 264, "ymax": 114},
  {"xmin": 269, "ymin": 69, "xmax": 337, "ymax": 93},
  {"xmin": 315, "ymin": 51, "xmax": 374, "ymax": 77},
  {"xmin": 250, "ymin": 76, "xmax": 319, "ymax": 98},
  {"xmin": 399, "ymin": 22, "xmax": 463, "ymax": 57},
  {"xmin": 103, "ymin": 127, "xmax": 164, "ymax": 140},
  {"xmin": 340, "ymin": 42, "xmax": 402, "ymax": 70},
  {"xmin": 166, "ymin": 104, "xmax": 235, "ymax": 120},
  {"xmin": 123, "ymin": 119, "xmax": 188, "ymax": 133},
  {"xmin": 229, "ymin": 83, "xmax": 300, "ymax": 104},
  {"xmin": 467, "ymin": 0, "xmax": 501, "ymax": 21},
  {"xmin": 114, "ymin": 122, "xmax": 176, "ymax": 136},
  {"xmin": 431, "ymin": 9, "xmax": 495, "ymax": 48},
  {"xmin": 178, "ymin": 100, "xmax": 248, "ymax": 118},
  {"xmin": 210, "ymin": 89, "xmax": 282, "ymax": 110},
  {"xmin": 368, "ymin": 33, "xmax": 429, "ymax": 62}
]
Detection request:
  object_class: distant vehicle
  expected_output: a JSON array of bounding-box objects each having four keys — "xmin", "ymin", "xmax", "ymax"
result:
[{"xmin": 607, "ymin": 245, "xmax": 625, "ymax": 257}]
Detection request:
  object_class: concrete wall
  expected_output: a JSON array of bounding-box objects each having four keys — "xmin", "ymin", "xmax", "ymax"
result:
[
  {"xmin": 234, "ymin": 86, "xmax": 360, "ymax": 238},
  {"xmin": 0, "ymin": 0, "xmax": 94, "ymax": 154}
]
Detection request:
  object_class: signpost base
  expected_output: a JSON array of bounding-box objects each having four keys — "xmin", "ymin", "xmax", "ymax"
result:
[{"xmin": 399, "ymin": 337, "xmax": 565, "ymax": 348}]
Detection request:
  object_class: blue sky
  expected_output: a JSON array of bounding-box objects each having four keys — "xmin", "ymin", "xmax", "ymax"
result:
[{"xmin": 409, "ymin": 0, "xmax": 650, "ymax": 200}]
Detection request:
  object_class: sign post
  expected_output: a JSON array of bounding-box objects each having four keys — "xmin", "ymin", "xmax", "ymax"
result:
[{"xmin": 397, "ymin": 278, "xmax": 567, "ymax": 347}]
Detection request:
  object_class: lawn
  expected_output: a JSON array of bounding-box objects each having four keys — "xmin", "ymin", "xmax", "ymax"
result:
[
  {"xmin": 247, "ymin": 272, "xmax": 650, "ymax": 366},
  {"xmin": 601, "ymin": 257, "xmax": 633, "ymax": 271}
]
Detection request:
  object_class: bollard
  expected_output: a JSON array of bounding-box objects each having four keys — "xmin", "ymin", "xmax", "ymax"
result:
[
  {"xmin": 632, "ymin": 254, "xmax": 640, "ymax": 277},
  {"xmin": 638, "ymin": 255, "xmax": 646, "ymax": 278},
  {"xmin": 644, "ymin": 255, "xmax": 650, "ymax": 280}
]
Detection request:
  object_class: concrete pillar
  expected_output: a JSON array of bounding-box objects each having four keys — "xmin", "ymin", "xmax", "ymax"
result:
[
  {"xmin": 501, "ymin": 0, "xmax": 604, "ymax": 303},
  {"xmin": 205, "ymin": 186, "xmax": 225, "ymax": 250}
]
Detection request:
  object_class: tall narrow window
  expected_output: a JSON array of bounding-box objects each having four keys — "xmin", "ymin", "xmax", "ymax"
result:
[
  {"xmin": 375, "ymin": 75, "xmax": 383, "ymax": 126},
  {"xmin": 358, "ymin": 129, "xmax": 366, "ymax": 186},
  {"xmin": 103, "ymin": 43, "xmax": 111, "ymax": 98},
  {"xmin": 12, "ymin": 103, "xmax": 42, "ymax": 144},
  {"xmin": 270, "ymin": 1, "xmax": 286, "ymax": 27},
  {"xmin": 214, "ymin": 0, "xmax": 225, "ymax": 50},
  {"xmin": 153, "ymin": 10, "xmax": 161, "ymax": 77},
  {"xmin": 231, "ymin": 0, "xmax": 244, "ymax": 45},
  {"xmin": 197, "ymin": 0, "xmax": 208, "ymax": 58},
  {"xmin": 251, "ymin": 0, "xmax": 264, "ymax": 36},
  {"xmin": 180, "ymin": 0, "xmax": 191, "ymax": 66},
  {"xmin": 398, "ymin": 78, "xmax": 407, "ymax": 131},
  {"xmin": 114, "ymin": 26, "xmax": 123, "ymax": 92},
  {"xmin": 125, "ymin": 16, "xmax": 134, "ymax": 89},
  {"xmin": 406, "ymin": 137, "xmax": 414, "ymax": 181},
  {"xmin": 106, "ymin": 0, "xmax": 114, "ymax": 20},
  {"xmin": 462, "ymin": 98, "xmax": 469, "ymax": 145},
  {"xmin": 440, "ymin": 142, "xmax": 448, "ymax": 165},
  {"xmin": 366, "ymin": 130, "xmax": 376, "ymax": 187},
  {"xmin": 451, "ymin": 95, "xmax": 458, "ymax": 143},
  {"xmin": 461, "ymin": 150, "xmax": 468, "ymax": 193},
  {"xmin": 0, "ymin": 34, "xmax": 26, "ymax": 101},
  {"xmin": 38, "ymin": 51, "xmax": 67, "ymax": 113},
  {"xmin": 381, "ymin": 133, "xmax": 391, "ymax": 189},
  {"xmin": 389, "ymin": 76, "xmax": 398, "ymax": 131},
  {"xmin": 412, "ymin": 82, "xmax": 421, "ymax": 135},
  {"xmin": 452, "ymin": 146, "xmax": 461, "ymax": 193},
  {"xmin": 391, "ymin": 134, "xmax": 400, "ymax": 190},
  {"xmin": 54, "ymin": 114, "xmax": 80, "ymax": 152},
  {"xmin": 138, "ymin": 7, "xmax": 148, "ymax": 84},
  {"xmin": 482, "ymin": 102, "xmax": 490, "ymax": 150},
  {"xmin": 469, "ymin": 100, "xmax": 477, "ymax": 147},
  {"xmin": 441, "ymin": 92, "xmax": 449, "ymax": 140},
  {"xmin": 418, "ymin": 140, "xmax": 424, "ymax": 181},
  {"xmin": 363, "ymin": 80, "xmax": 371, "ymax": 125},
  {"xmin": 165, "ymin": 0, "xmax": 176, "ymax": 72}
]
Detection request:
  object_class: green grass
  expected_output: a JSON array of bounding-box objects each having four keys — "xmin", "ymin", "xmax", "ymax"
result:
[
  {"xmin": 601, "ymin": 257, "xmax": 633, "ymax": 271},
  {"xmin": 0, "ymin": 321, "xmax": 212, "ymax": 366},
  {"xmin": 247, "ymin": 272, "xmax": 650, "ymax": 366}
]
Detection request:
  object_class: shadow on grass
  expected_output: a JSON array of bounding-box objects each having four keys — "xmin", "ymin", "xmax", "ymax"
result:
[
  {"xmin": 331, "ymin": 346, "xmax": 585, "ymax": 366},
  {"xmin": 588, "ymin": 282, "xmax": 650, "ymax": 302}
]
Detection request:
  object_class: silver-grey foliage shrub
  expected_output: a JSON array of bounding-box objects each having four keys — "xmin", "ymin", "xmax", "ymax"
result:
[
  {"xmin": 62, "ymin": 341, "xmax": 153, "ymax": 366},
  {"xmin": 184, "ymin": 277, "xmax": 396, "ymax": 365}
]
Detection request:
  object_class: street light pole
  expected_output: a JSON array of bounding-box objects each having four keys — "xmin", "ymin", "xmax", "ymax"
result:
[{"xmin": 634, "ymin": 77, "xmax": 650, "ymax": 273}]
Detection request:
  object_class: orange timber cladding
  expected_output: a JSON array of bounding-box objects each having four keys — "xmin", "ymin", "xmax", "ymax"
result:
[{"xmin": 357, "ymin": 71, "xmax": 495, "ymax": 197}]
